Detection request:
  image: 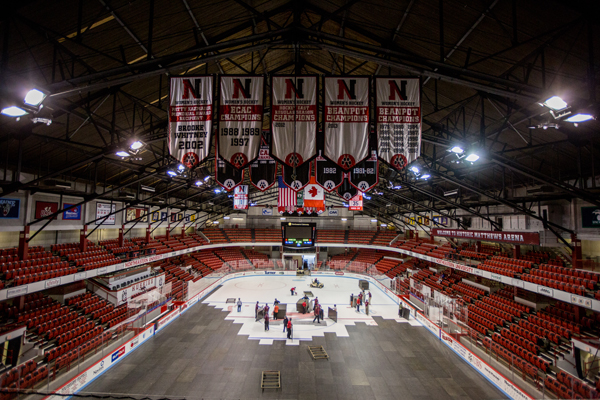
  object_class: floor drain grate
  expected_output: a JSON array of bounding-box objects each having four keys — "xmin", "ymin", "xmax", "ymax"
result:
[
  {"xmin": 261, "ymin": 370, "xmax": 281, "ymax": 391},
  {"xmin": 226, "ymin": 298, "xmax": 236, "ymax": 303},
  {"xmin": 308, "ymin": 346, "xmax": 329, "ymax": 360}
]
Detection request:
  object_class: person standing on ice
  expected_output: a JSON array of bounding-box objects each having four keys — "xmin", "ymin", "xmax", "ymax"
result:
[{"xmin": 237, "ymin": 298, "xmax": 242, "ymax": 312}]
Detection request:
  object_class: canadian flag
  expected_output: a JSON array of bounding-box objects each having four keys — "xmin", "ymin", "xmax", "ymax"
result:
[{"xmin": 303, "ymin": 177, "xmax": 325, "ymax": 208}]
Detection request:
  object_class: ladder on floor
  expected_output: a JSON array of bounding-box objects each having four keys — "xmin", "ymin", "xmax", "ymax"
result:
[
  {"xmin": 308, "ymin": 345, "xmax": 329, "ymax": 360},
  {"xmin": 261, "ymin": 370, "xmax": 280, "ymax": 391}
]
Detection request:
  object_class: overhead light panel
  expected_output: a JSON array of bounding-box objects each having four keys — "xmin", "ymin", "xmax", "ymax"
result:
[
  {"xmin": 177, "ymin": 164, "xmax": 186, "ymax": 172},
  {"xmin": 370, "ymin": 219, "xmax": 377, "ymax": 222},
  {"xmin": 24, "ymin": 89, "xmax": 47, "ymax": 106},
  {"xmin": 232, "ymin": 217, "xmax": 243, "ymax": 221},
  {"xmin": 341, "ymin": 218, "xmax": 347, "ymax": 221},
  {"xmin": 542, "ymin": 96, "xmax": 568, "ymax": 111},
  {"xmin": 381, "ymin": 224, "xmax": 387, "ymax": 227},
  {"xmin": 410, "ymin": 166, "xmax": 419, "ymax": 174},
  {"xmin": 166, "ymin": 170, "xmax": 178, "ymax": 177},
  {"xmin": 1, "ymin": 106, "xmax": 28, "ymax": 117},
  {"xmin": 421, "ymin": 174, "xmax": 430, "ymax": 180},
  {"xmin": 223, "ymin": 216, "xmax": 230, "ymax": 220},
  {"xmin": 130, "ymin": 140, "xmax": 144, "ymax": 151},
  {"xmin": 565, "ymin": 114, "xmax": 594, "ymax": 123},
  {"xmin": 444, "ymin": 189, "xmax": 458, "ymax": 197},
  {"xmin": 195, "ymin": 180, "xmax": 203, "ymax": 187},
  {"xmin": 214, "ymin": 188, "xmax": 221, "ymax": 193},
  {"xmin": 450, "ymin": 146, "xmax": 464, "ymax": 154},
  {"xmin": 465, "ymin": 153, "xmax": 480, "ymax": 162},
  {"xmin": 213, "ymin": 221, "xmax": 219, "ymax": 225},
  {"xmin": 141, "ymin": 185, "xmax": 155, "ymax": 192},
  {"xmin": 116, "ymin": 151, "xmax": 130, "ymax": 158}
]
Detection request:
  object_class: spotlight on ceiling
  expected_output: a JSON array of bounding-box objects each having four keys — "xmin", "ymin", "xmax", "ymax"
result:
[
  {"xmin": 116, "ymin": 151, "xmax": 130, "ymax": 158},
  {"xmin": 542, "ymin": 96, "xmax": 568, "ymax": 111},
  {"xmin": 166, "ymin": 169, "xmax": 178, "ymax": 177},
  {"xmin": 1, "ymin": 106, "xmax": 28, "ymax": 117},
  {"xmin": 420, "ymin": 174, "xmax": 430, "ymax": 180},
  {"xmin": 195, "ymin": 180, "xmax": 203, "ymax": 187},
  {"xmin": 214, "ymin": 188, "xmax": 221, "ymax": 194},
  {"xmin": 24, "ymin": 89, "xmax": 47, "ymax": 106},
  {"xmin": 565, "ymin": 114, "xmax": 594, "ymax": 123},
  {"xmin": 410, "ymin": 166, "xmax": 419, "ymax": 174},
  {"xmin": 130, "ymin": 140, "xmax": 144, "ymax": 151},
  {"xmin": 450, "ymin": 146, "xmax": 464, "ymax": 154},
  {"xmin": 465, "ymin": 153, "xmax": 480, "ymax": 163},
  {"xmin": 177, "ymin": 164, "xmax": 186, "ymax": 172}
]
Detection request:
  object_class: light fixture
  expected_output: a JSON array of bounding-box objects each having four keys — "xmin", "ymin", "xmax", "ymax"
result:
[
  {"xmin": 341, "ymin": 218, "xmax": 347, "ymax": 221},
  {"xmin": 343, "ymin": 203, "xmax": 349, "ymax": 208},
  {"xmin": 393, "ymin": 185, "xmax": 402, "ymax": 189},
  {"xmin": 381, "ymin": 224, "xmax": 387, "ymax": 227},
  {"xmin": 249, "ymin": 202, "xmax": 256, "ymax": 206},
  {"xmin": 116, "ymin": 151, "xmax": 130, "ymax": 158},
  {"xmin": 195, "ymin": 180, "xmax": 203, "ymax": 186},
  {"xmin": 224, "ymin": 216, "xmax": 230, "ymax": 220},
  {"xmin": 363, "ymin": 194, "xmax": 371, "ymax": 200},
  {"xmin": 280, "ymin": 217, "xmax": 286, "ymax": 220},
  {"xmin": 141, "ymin": 185, "xmax": 155, "ymax": 192},
  {"xmin": 213, "ymin": 221, "xmax": 219, "ymax": 225},
  {"xmin": 177, "ymin": 164, "xmax": 186, "ymax": 172},
  {"xmin": 214, "ymin": 188, "xmax": 221, "ymax": 193},
  {"xmin": 1, "ymin": 106, "xmax": 28, "ymax": 117},
  {"xmin": 166, "ymin": 170, "xmax": 178, "ymax": 177},
  {"xmin": 410, "ymin": 166, "xmax": 419, "ymax": 174},
  {"xmin": 24, "ymin": 89, "xmax": 47, "ymax": 106},
  {"xmin": 444, "ymin": 189, "xmax": 459, "ymax": 197},
  {"xmin": 420, "ymin": 174, "xmax": 430, "ymax": 180},
  {"xmin": 204, "ymin": 175, "xmax": 210, "ymax": 182},
  {"xmin": 465, "ymin": 153, "xmax": 480, "ymax": 162},
  {"xmin": 130, "ymin": 140, "xmax": 144, "ymax": 151},
  {"xmin": 370, "ymin": 219, "xmax": 377, "ymax": 222},
  {"xmin": 32, "ymin": 117, "xmax": 52, "ymax": 126},
  {"xmin": 232, "ymin": 217, "xmax": 243, "ymax": 221},
  {"xmin": 450, "ymin": 146, "xmax": 464, "ymax": 154},
  {"xmin": 565, "ymin": 114, "xmax": 594, "ymax": 123},
  {"xmin": 542, "ymin": 96, "xmax": 568, "ymax": 111}
]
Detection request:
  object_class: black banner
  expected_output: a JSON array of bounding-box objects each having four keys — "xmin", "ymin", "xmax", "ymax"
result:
[
  {"xmin": 215, "ymin": 153, "xmax": 245, "ymax": 191},
  {"xmin": 349, "ymin": 150, "xmax": 379, "ymax": 193},
  {"xmin": 337, "ymin": 175, "xmax": 358, "ymax": 201},
  {"xmin": 282, "ymin": 161, "xmax": 311, "ymax": 191},
  {"xmin": 250, "ymin": 145, "xmax": 277, "ymax": 191},
  {"xmin": 315, "ymin": 153, "xmax": 344, "ymax": 192},
  {"xmin": 581, "ymin": 206, "xmax": 600, "ymax": 228}
]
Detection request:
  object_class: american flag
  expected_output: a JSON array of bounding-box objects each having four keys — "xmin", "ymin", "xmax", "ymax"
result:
[{"xmin": 278, "ymin": 176, "xmax": 296, "ymax": 213}]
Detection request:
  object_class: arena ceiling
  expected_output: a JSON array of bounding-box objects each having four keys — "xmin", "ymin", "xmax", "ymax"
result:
[{"xmin": 0, "ymin": 0, "xmax": 599, "ymax": 240}]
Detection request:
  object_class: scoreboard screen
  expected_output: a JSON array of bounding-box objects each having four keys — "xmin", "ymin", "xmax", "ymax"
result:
[{"xmin": 282, "ymin": 222, "xmax": 316, "ymax": 248}]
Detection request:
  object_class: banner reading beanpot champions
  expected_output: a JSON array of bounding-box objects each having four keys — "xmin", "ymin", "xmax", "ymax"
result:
[
  {"xmin": 271, "ymin": 76, "xmax": 317, "ymax": 167},
  {"xmin": 376, "ymin": 77, "xmax": 421, "ymax": 170},
  {"xmin": 168, "ymin": 76, "xmax": 213, "ymax": 168},
  {"xmin": 324, "ymin": 76, "xmax": 370, "ymax": 170},
  {"xmin": 218, "ymin": 76, "xmax": 264, "ymax": 169}
]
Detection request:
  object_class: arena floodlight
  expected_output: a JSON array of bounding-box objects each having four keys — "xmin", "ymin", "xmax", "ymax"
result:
[
  {"xmin": 450, "ymin": 146, "xmax": 464, "ymax": 154},
  {"xmin": 465, "ymin": 153, "xmax": 480, "ymax": 162},
  {"xmin": 24, "ymin": 89, "xmax": 47, "ymax": 106},
  {"xmin": 116, "ymin": 151, "xmax": 130, "ymax": 158},
  {"xmin": 130, "ymin": 140, "xmax": 144, "ymax": 151},
  {"xmin": 213, "ymin": 221, "xmax": 219, "ymax": 225},
  {"xmin": 410, "ymin": 166, "xmax": 419, "ymax": 174},
  {"xmin": 565, "ymin": 113, "xmax": 594, "ymax": 123},
  {"xmin": 381, "ymin": 224, "xmax": 387, "ymax": 227},
  {"xmin": 341, "ymin": 218, "xmax": 347, "ymax": 221},
  {"xmin": 420, "ymin": 174, "xmax": 430, "ymax": 180},
  {"xmin": 177, "ymin": 164, "xmax": 186, "ymax": 172},
  {"xmin": 166, "ymin": 170, "xmax": 178, "ymax": 177},
  {"xmin": 214, "ymin": 188, "xmax": 221, "ymax": 193},
  {"xmin": 224, "ymin": 216, "xmax": 230, "ymax": 220},
  {"xmin": 1, "ymin": 106, "xmax": 28, "ymax": 117},
  {"xmin": 195, "ymin": 180, "xmax": 203, "ymax": 187},
  {"xmin": 542, "ymin": 96, "xmax": 568, "ymax": 111},
  {"xmin": 370, "ymin": 219, "xmax": 377, "ymax": 222}
]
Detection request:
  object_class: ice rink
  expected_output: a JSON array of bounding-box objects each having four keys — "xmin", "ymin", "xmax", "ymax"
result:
[{"xmin": 202, "ymin": 273, "xmax": 423, "ymax": 345}]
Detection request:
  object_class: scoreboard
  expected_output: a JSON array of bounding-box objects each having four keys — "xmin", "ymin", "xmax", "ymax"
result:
[{"xmin": 281, "ymin": 222, "xmax": 316, "ymax": 248}]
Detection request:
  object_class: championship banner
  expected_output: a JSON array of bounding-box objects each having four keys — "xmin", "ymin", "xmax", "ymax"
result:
[
  {"xmin": 234, "ymin": 185, "xmax": 249, "ymax": 210},
  {"xmin": 35, "ymin": 201, "xmax": 58, "ymax": 220},
  {"xmin": 376, "ymin": 77, "xmax": 421, "ymax": 170},
  {"xmin": 215, "ymin": 153, "xmax": 244, "ymax": 191},
  {"xmin": 349, "ymin": 193, "xmax": 363, "ymax": 211},
  {"xmin": 337, "ymin": 175, "xmax": 358, "ymax": 201},
  {"xmin": 168, "ymin": 76, "xmax": 213, "ymax": 168},
  {"xmin": 315, "ymin": 152, "xmax": 344, "ymax": 192},
  {"xmin": 282, "ymin": 161, "xmax": 311, "ymax": 191},
  {"xmin": 271, "ymin": 75, "xmax": 317, "ymax": 167},
  {"xmin": 218, "ymin": 75, "xmax": 264, "ymax": 169},
  {"xmin": 324, "ymin": 76, "xmax": 370, "ymax": 170},
  {"xmin": 249, "ymin": 145, "xmax": 277, "ymax": 191},
  {"xmin": 349, "ymin": 150, "xmax": 379, "ymax": 192}
]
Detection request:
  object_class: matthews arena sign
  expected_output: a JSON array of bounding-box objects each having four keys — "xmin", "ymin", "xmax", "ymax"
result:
[{"xmin": 431, "ymin": 228, "xmax": 540, "ymax": 245}]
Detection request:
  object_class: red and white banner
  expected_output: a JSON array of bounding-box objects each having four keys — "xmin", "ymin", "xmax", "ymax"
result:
[
  {"xmin": 35, "ymin": 201, "xmax": 58, "ymax": 220},
  {"xmin": 271, "ymin": 76, "xmax": 317, "ymax": 167},
  {"xmin": 218, "ymin": 76, "xmax": 264, "ymax": 169},
  {"xmin": 348, "ymin": 194, "xmax": 363, "ymax": 211},
  {"xmin": 324, "ymin": 77, "xmax": 370, "ymax": 170},
  {"xmin": 303, "ymin": 177, "xmax": 324, "ymax": 209},
  {"xmin": 168, "ymin": 76, "xmax": 213, "ymax": 168},
  {"xmin": 376, "ymin": 77, "xmax": 421, "ymax": 170},
  {"xmin": 233, "ymin": 185, "xmax": 249, "ymax": 210}
]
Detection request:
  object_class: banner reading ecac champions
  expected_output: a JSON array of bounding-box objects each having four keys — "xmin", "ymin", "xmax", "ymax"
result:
[
  {"xmin": 271, "ymin": 76, "xmax": 317, "ymax": 167},
  {"xmin": 168, "ymin": 76, "xmax": 213, "ymax": 168},
  {"xmin": 376, "ymin": 77, "xmax": 421, "ymax": 170},
  {"xmin": 218, "ymin": 76, "xmax": 264, "ymax": 169},
  {"xmin": 324, "ymin": 76, "xmax": 370, "ymax": 170}
]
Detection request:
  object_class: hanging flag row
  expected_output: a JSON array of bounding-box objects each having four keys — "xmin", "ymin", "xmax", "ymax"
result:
[{"xmin": 169, "ymin": 76, "xmax": 421, "ymax": 171}]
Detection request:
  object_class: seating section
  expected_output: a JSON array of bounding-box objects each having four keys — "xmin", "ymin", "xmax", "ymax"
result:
[{"xmin": 316, "ymin": 230, "xmax": 345, "ymax": 243}]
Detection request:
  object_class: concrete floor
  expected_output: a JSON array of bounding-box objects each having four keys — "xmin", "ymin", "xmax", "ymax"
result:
[{"xmin": 79, "ymin": 292, "xmax": 508, "ymax": 399}]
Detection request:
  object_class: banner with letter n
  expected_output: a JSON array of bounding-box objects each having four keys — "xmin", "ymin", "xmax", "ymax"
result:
[
  {"xmin": 218, "ymin": 75, "xmax": 264, "ymax": 169},
  {"xmin": 215, "ymin": 151, "xmax": 244, "ymax": 191},
  {"xmin": 271, "ymin": 75, "xmax": 317, "ymax": 167},
  {"xmin": 376, "ymin": 77, "xmax": 421, "ymax": 170},
  {"xmin": 282, "ymin": 161, "xmax": 311, "ymax": 192},
  {"xmin": 324, "ymin": 76, "xmax": 370, "ymax": 170},
  {"xmin": 249, "ymin": 145, "xmax": 277, "ymax": 191},
  {"xmin": 233, "ymin": 185, "xmax": 249, "ymax": 210},
  {"xmin": 337, "ymin": 174, "xmax": 358, "ymax": 201},
  {"xmin": 349, "ymin": 150, "xmax": 379, "ymax": 193},
  {"xmin": 315, "ymin": 152, "xmax": 344, "ymax": 192},
  {"xmin": 168, "ymin": 76, "xmax": 213, "ymax": 168}
]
